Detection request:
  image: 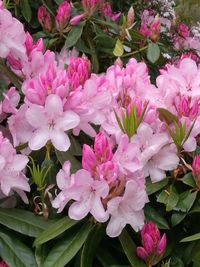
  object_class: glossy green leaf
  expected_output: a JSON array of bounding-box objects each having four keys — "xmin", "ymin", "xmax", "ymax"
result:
[
  {"xmin": 180, "ymin": 233, "xmax": 200, "ymax": 242},
  {"xmin": 119, "ymin": 229, "xmax": 145, "ymax": 267},
  {"xmin": 144, "ymin": 205, "xmax": 169, "ymax": 229},
  {"xmin": 81, "ymin": 224, "xmax": 104, "ymax": 267},
  {"xmin": 182, "ymin": 172, "xmax": 196, "ymax": 187},
  {"xmin": 0, "ymin": 208, "xmax": 53, "ymax": 237},
  {"xmin": 171, "ymin": 212, "xmax": 186, "ymax": 227},
  {"xmin": 146, "ymin": 178, "xmax": 169, "ymax": 195},
  {"xmin": 175, "ymin": 191, "xmax": 197, "ymax": 212},
  {"xmin": 34, "ymin": 217, "xmax": 79, "ymax": 247},
  {"xmin": 147, "ymin": 42, "xmax": 160, "ymax": 63},
  {"xmin": 65, "ymin": 22, "xmax": 85, "ymax": 49},
  {"xmin": 35, "ymin": 245, "xmax": 48, "ymax": 267},
  {"xmin": 20, "ymin": 0, "xmax": 32, "ymax": 22},
  {"xmin": 0, "ymin": 230, "xmax": 37, "ymax": 267},
  {"xmin": 157, "ymin": 185, "xmax": 179, "ymax": 212},
  {"xmin": 43, "ymin": 222, "xmax": 92, "ymax": 267}
]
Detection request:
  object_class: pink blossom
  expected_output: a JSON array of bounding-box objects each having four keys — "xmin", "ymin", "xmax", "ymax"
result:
[
  {"xmin": 100, "ymin": 1, "xmax": 121, "ymax": 21},
  {"xmin": 56, "ymin": 47, "xmax": 79, "ymax": 69},
  {"xmin": 82, "ymin": 0, "xmax": 101, "ymax": 16},
  {"xmin": 55, "ymin": 1, "xmax": 71, "ymax": 31},
  {"xmin": 106, "ymin": 180, "xmax": 148, "ymax": 237},
  {"xmin": 0, "ymin": 132, "xmax": 30, "ymax": 203},
  {"xmin": 2, "ymin": 87, "xmax": 20, "ymax": 114},
  {"xmin": 25, "ymin": 94, "xmax": 80, "ymax": 151},
  {"xmin": 0, "ymin": 8, "xmax": 26, "ymax": 59},
  {"xmin": 67, "ymin": 55, "xmax": 90, "ymax": 90}
]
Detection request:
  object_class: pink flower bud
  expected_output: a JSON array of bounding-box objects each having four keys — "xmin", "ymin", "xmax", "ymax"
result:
[
  {"xmin": 82, "ymin": 144, "xmax": 97, "ymax": 173},
  {"xmin": 143, "ymin": 233, "xmax": 154, "ymax": 254},
  {"xmin": 55, "ymin": 0, "xmax": 71, "ymax": 31},
  {"xmin": 70, "ymin": 13, "xmax": 85, "ymax": 26},
  {"xmin": 127, "ymin": 6, "xmax": 134, "ymax": 28},
  {"xmin": 137, "ymin": 247, "xmax": 148, "ymax": 260},
  {"xmin": 157, "ymin": 233, "xmax": 167, "ymax": 255},
  {"xmin": 82, "ymin": 0, "xmax": 101, "ymax": 16},
  {"xmin": 97, "ymin": 161, "xmax": 118, "ymax": 184},
  {"xmin": 38, "ymin": 5, "xmax": 52, "ymax": 32},
  {"xmin": 114, "ymin": 57, "xmax": 123, "ymax": 68},
  {"xmin": 177, "ymin": 97, "xmax": 198, "ymax": 120},
  {"xmin": 178, "ymin": 23, "xmax": 190, "ymax": 38},
  {"xmin": 0, "ymin": 261, "xmax": 9, "ymax": 267},
  {"xmin": 100, "ymin": 1, "xmax": 121, "ymax": 21},
  {"xmin": 192, "ymin": 155, "xmax": 200, "ymax": 188},
  {"xmin": 7, "ymin": 53, "xmax": 22, "ymax": 70},
  {"xmin": 94, "ymin": 132, "xmax": 113, "ymax": 163}
]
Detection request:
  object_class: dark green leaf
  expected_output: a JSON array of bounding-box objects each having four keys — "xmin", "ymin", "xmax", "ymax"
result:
[
  {"xmin": 0, "ymin": 208, "xmax": 53, "ymax": 237},
  {"xmin": 146, "ymin": 178, "xmax": 169, "ymax": 195},
  {"xmin": 65, "ymin": 22, "xmax": 85, "ymax": 49},
  {"xmin": 35, "ymin": 245, "xmax": 48, "ymax": 266},
  {"xmin": 144, "ymin": 205, "xmax": 169, "ymax": 229},
  {"xmin": 43, "ymin": 222, "xmax": 92, "ymax": 267},
  {"xmin": 171, "ymin": 212, "xmax": 186, "ymax": 227},
  {"xmin": 119, "ymin": 229, "xmax": 145, "ymax": 267},
  {"xmin": 175, "ymin": 191, "xmax": 197, "ymax": 212},
  {"xmin": 34, "ymin": 217, "xmax": 79, "ymax": 246},
  {"xmin": 180, "ymin": 233, "xmax": 200, "ymax": 243},
  {"xmin": 147, "ymin": 42, "xmax": 160, "ymax": 63},
  {"xmin": 81, "ymin": 224, "xmax": 104, "ymax": 267},
  {"xmin": 55, "ymin": 149, "xmax": 81, "ymax": 173},
  {"xmin": 157, "ymin": 185, "xmax": 179, "ymax": 212},
  {"xmin": 20, "ymin": 0, "xmax": 32, "ymax": 22},
  {"xmin": 97, "ymin": 247, "xmax": 118, "ymax": 267},
  {"xmin": 0, "ymin": 230, "xmax": 37, "ymax": 267},
  {"xmin": 182, "ymin": 172, "xmax": 196, "ymax": 187}
]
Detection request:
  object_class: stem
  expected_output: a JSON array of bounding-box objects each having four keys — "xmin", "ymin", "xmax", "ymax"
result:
[
  {"xmin": 121, "ymin": 45, "xmax": 148, "ymax": 58},
  {"xmin": 0, "ymin": 60, "xmax": 22, "ymax": 90}
]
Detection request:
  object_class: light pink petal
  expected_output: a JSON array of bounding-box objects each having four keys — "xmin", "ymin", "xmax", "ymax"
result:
[
  {"xmin": 10, "ymin": 154, "xmax": 29, "ymax": 172},
  {"xmin": 56, "ymin": 111, "xmax": 80, "ymax": 131},
  {"xmin": 50, "ymin": 130, "xmax": 70, "ymax": 151},
  {"xmin": 29, "ymin": 128, "xmax": 49, "ymax": 150},
  {"xmin": 45, "ymin": 94, "xmax": 63, "ymax": 118},
  {"xmin": 68, "ymin": 196, "xmax": 92, "ymax": 220},
  {"xmin": 106, "ymin": 216, "xmax": 124, "ymax": 238},
  {"xmin": 90, "ymin": 194, "xmax": 109, "ymax": 222},
  {"xmin": 26, "ymin": 106, "xmax": 47, "ymax": 128}
]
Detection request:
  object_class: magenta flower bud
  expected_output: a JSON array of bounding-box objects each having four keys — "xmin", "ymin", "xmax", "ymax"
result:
[
  {"xmin": 192, "ymin": 155, "xmax": 200, "ymax": 188},
  {"xmin": 143, "ymin": 233, "xmax": 154, "ymax": 254},
  {"xmin": 137, "ymin": 247, "xmax": 148, "ymax": 260},
  {"xmin": 7, "ymin": 53, "xmax": 22, "ymax": 70},
  {"xmin": 0, "ymin": 260, "xmax": 9, "ymax": 267},
  {"xmin": 82, "ymin": 0, "xmax": 101, "ymax": 16},
  {"xmin": 55, "ymin": 0, "xmax": 71, "ymax": 31},
  {"xmin": 37, "ymin": 5, "xmax": 51, "ymax": 32},
  {"xmin": 157, "ymin": 233, "xmax": 167, "ymax": 255},
  {"xmin": 100, "ymin": 1, "xmax": 121, "ymax": 21},
  {"xmin": 177, "ymin": 97, "xmax": 198, "ymax": 120},
  {"xmin": 94, "ymin": 132, "xmax": 113, "ymax": 163},
  {"xmin": 70, "ymin": 13, "xmax": 85, "ymax": 26},
  {"xmin": 178, "ymin": 23, "xmax": 190, "ymax": 38},
  {"xmin": 82, "ymin": 144, "xmax": 97, "ymax": 173}
]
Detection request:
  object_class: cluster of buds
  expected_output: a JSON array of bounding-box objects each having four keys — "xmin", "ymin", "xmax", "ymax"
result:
[
  {"xmin": 137, "ymin": 222, "xmax": 167, "ymax": 266},
  {"xmin": 82, "ymin": 0, "xmax": 102, "ymax": 17},
  {"xmin": 38, "ymin": 6, "xmax": 51, "ymax": 32},
  {"xmin": 175, "ymin": 96, "xmax": 199, "ymax": 121},
  {"xmin": 192, "ymin": 155, "xmax": 200, "ymax": 188},
  {"xmin": 55, "ymin": 0, "xmax": 71, "ymax": 32}
]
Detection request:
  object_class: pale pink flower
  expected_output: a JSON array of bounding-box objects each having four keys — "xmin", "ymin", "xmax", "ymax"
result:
[
  {"xmin": 0, "ymin": 132, "xmax": 30, "ymax": 203},
  {"xmin": 56, "ymin": 47, "xmax": 79, "ymax": 69},
  {"xmin": 106, "ymin": 180, "xmax": 148, "ymax": 237},
  {"xmin": 0, "ymin": 8, "xmax": 26, "ymax": 59},
  {"xmin": 68, "ymin": 169, "xmax": 109, "ymax": 222},
  {"xmin": 2, "ymin": 87, "xmax": 20, "ymax": 114},
  {"xmin": 26, "ymin": 94, "xmax": 80, "ymax": 151}
]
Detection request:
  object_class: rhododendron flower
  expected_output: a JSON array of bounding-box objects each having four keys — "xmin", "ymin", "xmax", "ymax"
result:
[
  {"xmin": 38, "ymin": 6, "xmax": 51, "ymax": 32},
  {"xmin": 0, "ymin": 7, "xmax": 26, "ymax": 59},
  {"xmin": 106, "ymin": 180, "xmax": 148, "ymax": 237},
  {"xmin": 100, "ymin": 1, "xmax": 121, "ymax": 21},
  {"xmin": 55, "ymin": 0, "xmax": 71, "ymax": 31},
  {"xmin": 0, "ymin": 132, "xmax": 30, "ymax": 202},
  {"xmin": 26, "ymin": 94, "xmax": 80, "ymax": 151},
  {"xmin": 1, "ymin": 87, "xmax": 20, "ymax": 114}
]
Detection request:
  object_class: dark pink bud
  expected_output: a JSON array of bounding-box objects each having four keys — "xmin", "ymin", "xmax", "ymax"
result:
[
  {"xmin": 38, "ymin": 5, "xmax": 51, "ymax": 32},
  {"xmin": 94, "ymin": 132, "xmax": 113, "ymax": 163},
  {"xmin": 70, "ymin": 14, "xmax": 85, "ymax": 25},
  {"xmin": 157, "ymin": 233, "xmax": 167, "ymax": 255},
  {"xmin": 0, "ymin": 261, "xmax": 9, "ymax": 267},
  {"xmin": 55, "ymin": 0, "xmax": 71, "ymax": 31},
  {"xmin": 143, "ymin": 233, "xmax": 154, "ymax": 254},
  {"xmin": 192, "ymin": 155, "xmax": 200, "ymax": 188},
  {"xmin": 82, "ymin": 144, "xmax": 97, "ymax": 173},
  {"xmin": 136, "ymin": 247, "xmax": 148, "ymax": 260}
]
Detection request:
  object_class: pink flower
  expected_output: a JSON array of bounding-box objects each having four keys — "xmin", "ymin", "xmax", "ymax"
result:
[
  {"xmin": 2, "ymin": 87, "xmax": 20, "ymax": 114},
  {"xmin": 137, "ymin": 222, "xmax": 167, "ymax": 265},
  {"xmin": 25, "ymin": 94, "xmax": 80, "ymax": 151},
  {"xmin": 0, "ymin": 132, "xmax": 30, "ymax": 203},
  {"xmin": 82, "ymin": 0, "xmax": 101, "ymax": 16},
  {"xmin": 100, "ymin": 1, "xmax": 121, "ymax": 21},
  {"xmin": 68, "ymin": 169, "xmax": 109, "ymax": 222},
  {"xmin": 67, "ymin": 55, "xmax": 90, "ymax": 90},
  {"xmin": 55, "ymin": 1, "xmax": 71, "ymax": 31},
  {"xmin": 113, "ymin": 134, "xmax": 141, "ymax": 175},
  {"xmin": 106, "ymin": 179, "xmax": 148, "ymax": 237},
  {"xmin": 70, "ymin": 14, "xmax": 85, "ymax": 25},
  {"xmin": 38, "ymin": 6, "xmax": 51, "ymax": 32},
  {"xmin": 192, "ymin": 155, "xmax": 200, "ymax": 188},
  {"xmin": 0, "ymin": 8, "xmax": 26, "ymax": 59}
]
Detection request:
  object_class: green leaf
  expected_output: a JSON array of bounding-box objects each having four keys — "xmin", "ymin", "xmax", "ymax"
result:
[
  {"xmin": 175, "ymin": 191, "xmax": 197, "ymax": 212},
  {"xmin": 171, "ymin": 212, "xmax": 186, "ymax": 227},
  {"xmin": 144, "ymin": 205, "xmax": 169, "ymax": 229},
  {"xmin": 119, "ymin": 229, "xmax": 145, "ymax": 267},
  {"xmin": 43, "ymin": 222, "xmax": 92, "ymax": 267},
  {"xmin": 20, "ymin": 0, "xmax": 32, "ymax": 22},
  {"xmin": 113, "ymin": 39, "xmax": 124, "ymax": 57},
  {"xmin": 64, "ymin": 22, "xmax": 85, "ymax": 49},
  {"xmin": 35, "ymin": 245, "xmax": 48, "ymax": 266},
  {"xmin": 97, "ymin": 247, "xmax": 117, "ymax": 267},
  {"xmin": 157, "ymin": 185, "xmax": 179, "ymax": 212},
  {"xmin": 147, "ymin": 42, "xmax": 160, "ymax": 63},
  {"xmin": 157, "ymin": 108, "xmax": 178, "ymax": 125},
  {"xmin": 0, "ymin": 230, "xmax": 37, "ymax": 267},
  {"xmin": 34, "ymin": 217, "xmax": 79, "ymax": 247},
  {"xmin": 182, "ymin": 172, "xmax": 196, "ymax": 187},
  {"xmin": 146, "ymin": 178, "xmax": 169, "ymax": 195},
  {"xmin": 0, "ymin": 208, "xmax": 53, "ymax": 237},
  {"xmin": 55, "ymin": 149, "xmax": 81, "ymax": 173},
  {"xmin": 81, "ymin": 224, "xmax": 104, "ymax": 267},
  {"xmin": 180, "ymin": 233, "xmax": 200, "ymax": 243}
]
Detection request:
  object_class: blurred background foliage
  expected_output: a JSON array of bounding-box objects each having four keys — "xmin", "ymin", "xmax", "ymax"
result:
[{"xmin": 176, "ymin": 0, "xmax": 200, "ymax": 24}]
